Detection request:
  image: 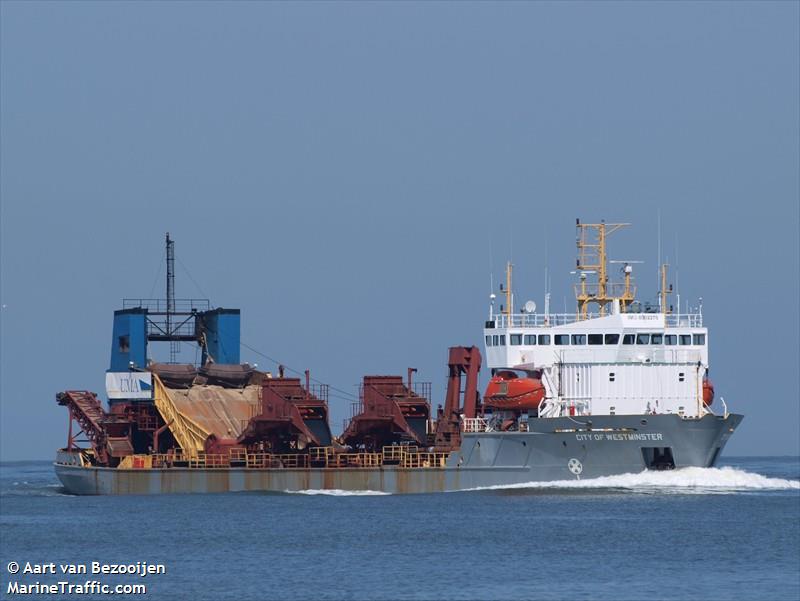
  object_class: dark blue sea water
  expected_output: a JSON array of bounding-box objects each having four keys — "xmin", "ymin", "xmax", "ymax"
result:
[{"xmin": 1, "ymin": 457, "xmax": 798, "ymax": 601}]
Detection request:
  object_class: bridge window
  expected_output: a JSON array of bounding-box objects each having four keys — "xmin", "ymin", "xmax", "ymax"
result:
[
  {"xmin": 588, "ymin": 334, "xmax": 603, "ymax": 345},
  {"xmin": 636, "ymin": 334, "xmax": 650, "ymax": 344},
  {"xmin": 623, "ymin": 334, "xmax": 635, "ymax": 345},
  {"xmin": 524, "ymin": 335, "xmax": 536, "ymax": 345},
  {"xmin": 651, "ymin": 334, "xmax": 663, "ymax": 344},
  {"xmin": 609, "ymin": 372, "xmax": 616, "ymax": 382},
  {"xmin": 693, "ymin": 334, "xmax": 706, "ymax": 346},
  {"xmin": 485, "ymin": 335, "xmax": 493, "ymax": 347},
  {"xmin": 538, "ymin": 334, "xmax": 551, "ymax": 345},
  {"xmin": 604, "ymin": 334, "xmax": 620, "ymax": 345},
  {"xmin": 555, "ymin": 335, "xmax": 570, "ymax": 345},
  {"xmin": 665, "ymin": 335, "xmax": 677, "ymax": 345},
  {"xmin": 510, "ymin": 334, "xmax": 522, "ymax": 346},
  {"xmin": 492, "ymin": 335, "xmax": 499, "ymax": 346},
  {"xmin": 679, "ymin": 372, "xmax": 685, "ymax": 382},
  {"xmin": 571, "ymin": 334, "xmax": 586, "ymax": 345},
  {"xmin": 499, "ymin": 335, "xmax": 506, "ymax": 346},
  {"xmin": 679, "ymin": 334, "xmax": 691, "ymax": 345}
]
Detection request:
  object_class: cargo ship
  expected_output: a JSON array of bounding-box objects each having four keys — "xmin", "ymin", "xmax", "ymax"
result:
[{"xmin": 54, "ymin": 222, "xmax": 742, "ymax": 494}]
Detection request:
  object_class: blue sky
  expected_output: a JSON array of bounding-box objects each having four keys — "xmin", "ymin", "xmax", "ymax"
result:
[{"xmin": 1, "ymin": 1, "xmax": 798, "ymax": 459}]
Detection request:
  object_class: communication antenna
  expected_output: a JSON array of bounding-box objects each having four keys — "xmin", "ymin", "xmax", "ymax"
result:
[
  {"xmin": 523, "ymin": 300, "xmax": 537, "ymax": 314},
  {"xmin": 499, "ymin": 261, "xmax": 514, "ymax": 317},
  {"xmin": 489, "ymin": 235, "xmax": 494, "ymax": 292},
  {"xmin": 659, "ymin": 260, "xmax": 672, "ymax": 315},
  {"xmin": 165, "ymin": 233, "xmax": 179, "ymax": 363},
  {"xmin": 489, "ymin": 269, "xmax": 494, "ymax": 319},
  {"xmin": 657, "ymin": 210, "xmax": 662, "ymax": 309},
  {"xmin": 544, "ymin": 291, "xmax": 550, "ymax": 322},
  {"xmin": 543, "ymin": 235, "xmax": 549, "ymax": 321},
  {"xmin": 544, "ymin": 235, "xmax": 550, "ymax": 324},
  {"xmin": 488, "ymin": 236, "xmax": 495, "ymax": 319},
  {"xmin": 674, "ymin": 233, "xmax": 680, "ymax": 319}
]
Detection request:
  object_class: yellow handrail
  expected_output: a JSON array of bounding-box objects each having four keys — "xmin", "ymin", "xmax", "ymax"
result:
[{"xmin": 401, "ymin": 452, "xmax": 449, "ymax": 468}]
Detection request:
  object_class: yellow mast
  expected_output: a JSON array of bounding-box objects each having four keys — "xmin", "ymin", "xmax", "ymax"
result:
[{"xmin": 575, "ymin": 220, "xmax": 635, "ymax": 318}]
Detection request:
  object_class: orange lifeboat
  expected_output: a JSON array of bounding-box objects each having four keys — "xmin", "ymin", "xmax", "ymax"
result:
[
  {"xmin": 703, "ymin": 377, "xmax": 714, "ymax": 406},
  {"xmin": 484, "ymin": 370, "xmax": 546, "ymax": 412}
]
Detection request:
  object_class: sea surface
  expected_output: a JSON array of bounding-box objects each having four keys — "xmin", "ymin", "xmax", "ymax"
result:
[{"xmin": 1, "ymin": 457, "xmax": 798, "ymax": 601}]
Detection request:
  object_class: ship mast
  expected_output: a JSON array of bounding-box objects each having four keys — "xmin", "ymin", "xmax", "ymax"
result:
[
  {"xmin": 660, "ymin": 262, "xmax": 672, "ymax": 315},
  {"xmin": 165, "ymin": 233, "xmax": 178, "ymax": 363},
  {"xmin": 574, "ymin": 219, "xmax": 634, "ymax": 318}
]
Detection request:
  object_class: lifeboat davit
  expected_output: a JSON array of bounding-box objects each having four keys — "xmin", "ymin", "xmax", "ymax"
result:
[
  {"xmin": 703, "ymin": 377, "xmax": 714, "ymax": 406},
  {"xmin": 484, "ymin": 370, "xmax": 546, "ymax": 412}
]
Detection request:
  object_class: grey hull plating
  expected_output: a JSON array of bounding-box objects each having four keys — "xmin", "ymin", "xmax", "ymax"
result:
[{"xmin": 55, "ymin": 413, "xmax": 742, "ymax": 495}]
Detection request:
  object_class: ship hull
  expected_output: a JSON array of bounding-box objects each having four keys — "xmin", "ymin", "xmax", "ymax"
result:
[{"xmin": 55, "ymin": 413, "xmax": 742, "ymax": 495}]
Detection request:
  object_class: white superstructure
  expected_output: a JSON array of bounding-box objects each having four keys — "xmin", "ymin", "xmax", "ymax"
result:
[{"xmin": 483, "ymin": 221, "xmax": 714, "ymax": 420}]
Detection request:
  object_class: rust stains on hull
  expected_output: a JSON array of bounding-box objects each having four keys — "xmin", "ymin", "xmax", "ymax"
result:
[{"xmin": 55, "ymin": 464, "xmax": 467, "ymax": 495}]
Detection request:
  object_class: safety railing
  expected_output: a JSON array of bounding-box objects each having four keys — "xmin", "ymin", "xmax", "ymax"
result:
[
  {"xmin": 279, "ymin": 454, "xmax": 303, "ymax": 468},
  {"xmin": 327, "ymin": 453, "xmax": 383, "ymax": 468},
  {"xmin": 118, "ymin": 455, "xmax": 153, "ymax": 469},
  {"xmin": 462, "ymin": 417, "xmax": 489, "ymax": 433},
  {"xmin": 150, "ymin": 454, "xmax": 172, "ymax": 468},
  {"xmin": 547, "ymin": 399, "xmax": 592, "ymax": 417},
  {"xmin": 228, "ymin": 448, "xmax": 248, "ymax": 464},
  {"xmin": 122, "ymin": 298, "xmax": 210, "ymax": 313},
  {"xmin": 245, "ymin": 453, "xmax": 271, "ymax": 468},
  {"xmin": 489, "ymin": 313, "xmax": 597, "ymax": 328},
  {"xmin": 488, "ymin": 312, "xmax": 703, "ymax": 329},
  {"xmin": 309, "ymin": 446, "xmax": 335, "ymax": 465},
  {"xmin": 103, "ymin": 446, "xmax": 452, "ymax": 470},
  {"xmin": 192, "ymin": 454, "xmax": 231, "ymax": 468},
  {"xmin": 381, "ymin": 445, "xmax": 418, "ymax": 464},
  {"xmin": 665, "ymin": 314, "xmax": 704, "ymax": 328},
  {"xmin": 400, "ymin": 452, "xmax": 449, "ymax": 468}
]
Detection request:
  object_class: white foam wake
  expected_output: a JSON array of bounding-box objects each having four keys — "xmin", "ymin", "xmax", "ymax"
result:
[
  {"xmin": 467, "ymin": 467, "xmax": 800, "ymax": 494},
  {"xmin": 285, "ymin": 488, "xmax": 391, "ymax": 496}
]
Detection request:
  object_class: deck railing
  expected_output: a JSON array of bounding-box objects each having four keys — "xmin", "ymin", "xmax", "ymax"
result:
[
  {"xmin": 61, "ymin": 445, "xmax": 453, "ymax": 471},
  {"xmin": 122, "ymin": 298, "xmax": 210, "ymax": 313},
  {"xmin": 487, "ymin": 312, "xmax": 703, "ymax": 329},
  {"xmin": 462, "ymin": 417, "xmax": 489, "ymax": 433}
]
